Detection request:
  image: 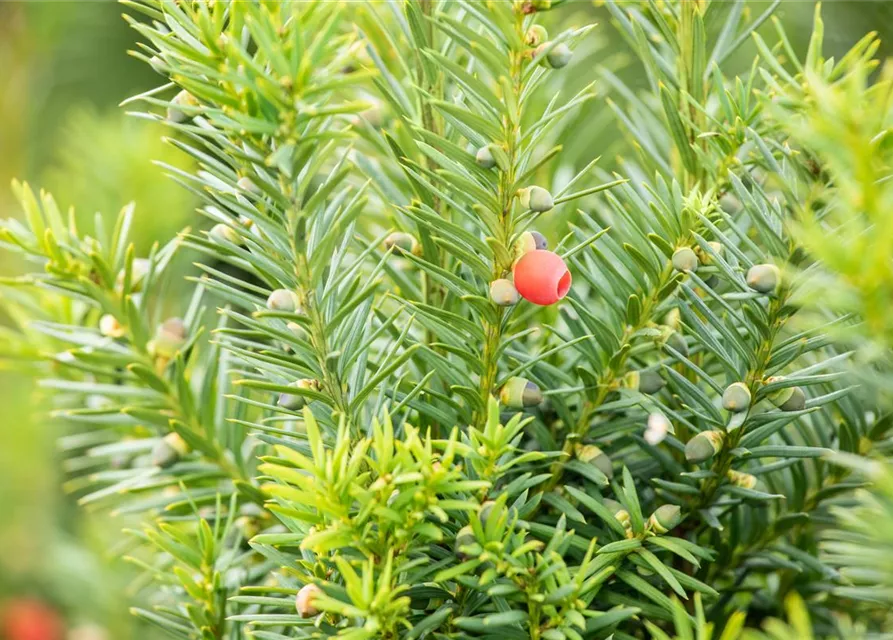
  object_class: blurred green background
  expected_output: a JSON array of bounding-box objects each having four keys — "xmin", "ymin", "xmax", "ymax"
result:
[{"xmin": 0, "ymin": 1, "xmax": 891, "ymax": 637}]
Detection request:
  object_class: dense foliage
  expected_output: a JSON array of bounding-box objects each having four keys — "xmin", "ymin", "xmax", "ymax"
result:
[{"xmin": 1, "ymin": 1, "xmax": 892, "ymax": 638}]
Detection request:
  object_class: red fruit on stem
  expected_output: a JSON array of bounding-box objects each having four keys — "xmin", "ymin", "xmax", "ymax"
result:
[
  {"xmin": 512, "ymin": 250, "xmax": 571, "ymax": 306},
  {"xmin": 1, "ymin": 599, "xmax": 64, "ymax": 640}
]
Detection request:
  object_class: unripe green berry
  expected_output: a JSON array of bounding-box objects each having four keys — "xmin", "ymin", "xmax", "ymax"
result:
[
  {"xmin": 277, "ymin": 379, "xmax": 321, "ymax": 411},
  {"xmin": 475, "ymin": 145, "xmax": 497, "ymax": 169},
  {"xmin": 746, "ymin": 263, "xmax": 781, "ymax": 294},
  {"xmin": 295, "ymin": 583, "xmax": 323, "ymax": 618},
  {"xmin": 727, "ymin": 469, "xmax": 757, "ymax": 490},
  {"xmin": 545, "ymin": 42, "xmax": 572, "ymax": 69},
  {"xmin": 722, "ymin": 382, "xmax": 751, "ymax": 412},
  {"xmin": 479, "ymin": 500, "xmax": 497, "ymax": 526},
  {"xmin": 455, "ymin": 525, "xmax": 476, "ymax": 557},
  {"xmin": 525, "ymin": 25, "xmax": 548, "ymax": 47},
  {"xmin": 602, "ymin": 498, "xmax": 627, "ymax": 522},
  {"xmin": 152, "ymin": 317, "xmax": 187, "ymax": 359},
  {"xmin": 474, "ymin": 144, "xmax": 508, "ymax": 171},
  {"xmin": 152, "ymin": 432, "xmax": 190, "ymax": 468},
  {"xmin": 663, "ymin": 307, "xmax": 682, "ymax": 330},
  {"xmin": 489, "ymin": 278, "xmax": 520, "ymax": 306},
  {"xmin": 779, "ymin": 386, "xmax": 806, "ymax": 412},
  {"xmin": 574, "ymin": 444, "xmax": 613, "ymax": 479},
  {"xmin": 672, "ymin": 247, "xmax": 699, "ymax": 273},
  {"xmin": 534, "ymin": 41, "xmax": 571, "ymax": 68},
  {"xmin": 621, "ymin": 370, "xmax": 639, "ymax": 390},
  {"xmin": 210, "ymin": 223, "xmax": 242, "ymax": 245},
  {"xmin": 637, "ymin": 370, "xmax": 665, "ymax": 395},
  {"xmin": 499, "ymin": 376, "xmax": 543, "ymax": 409},
  {"xmin": 267, "ymin": 289, "xmax": 300, "ymax": 312},
  {"xmin": 666, "ymin": 331, "xmax": 689, "ymax": 357},
  {"xmin": 699, "ymin": 241, "xmax": 724, "ymax": 266},
  {"xmin": 518, "ymin": 186, "xmax": 554, "ymax": 213},
  {"xmin": 685, "ymin": 430, "xmax": 724, "ymax": 463},
  {"xmin": 286, "ymin": 321, "xmax": 308, "ymax": 341},
  {"xmin": 99, "ymin": 314, "xmax": 125, "ymax": 339},
  {"xmin": 764, "ymin": 375, "xmax": 794, "ymax": 407},
  {"xmin": 513, "ymin": 231, "xmax": 549, "ymax": 261},
  {"xmin": 604, "ymin": 498, "xmax": 632, "ymax": 534},
  {"xmin": 383, "ymin": 232, "xmax": 421, "ymax": 256},
  {"xmin": 648, "ymin": 504, "xmax": 681, "ymax": 534},
  {"xmin": 167, "ymin": 89, "xmax": 199, "ymax": 123},
  {"xmin": 763, "ymin": 376, "xmax": 806, "ymax": 411}
]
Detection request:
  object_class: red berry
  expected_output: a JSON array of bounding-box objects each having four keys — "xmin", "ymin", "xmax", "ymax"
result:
[
  {"xmin": 512, "ymin": 250, "xmax": 571, "ymax": 306},
  {"xmin": 1, "ymin": 599, "xmax": 64, "ymax": 640}
]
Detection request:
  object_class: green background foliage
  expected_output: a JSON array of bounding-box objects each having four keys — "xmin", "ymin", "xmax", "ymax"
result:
[{"xmin": 1, "ymin": 2, "xmax": 893, "ymax": 639}]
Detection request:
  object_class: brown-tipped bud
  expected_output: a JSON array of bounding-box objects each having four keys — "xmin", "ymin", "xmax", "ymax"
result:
[
  {"xmin": 489, "ymin": 279, "xmax": 520, "ymax": 306},
  {"xmin": 210, "ymin": 223, "xmax": 242, "ymax": 245},
  {"xmin": 152, "ymin": 432, "xmax": 190, "ymax": 468},
  {"xmin": 727, "ymin": 469, "xmax": 757, "ymax": 490},
  {"xmin": 779, "ymin": 386, "xmax": 806, "ymax": 412},
  {"xmin": 99, "ymin": 314, "xmax": 126, "ymax": 338},
  {"xmin": 722, "ymin": 382, "xmax": 751, "ymax": 412},
  {"xmin": 648, "ymin": 504, "xmax": 682, "ymax": 534},
  {"xmin": 522, "ymin": 0, "xmax": 551, "ymax": 12},
  {"xmin": 499, "ymin": 377, "xmax": 543, "ymax": 409},
  {"xmin": 383, "ymin": 232, "xmax": 421, "ymax": 256},
  {"xmin": 685, "ymin": 430, "xmax": 724, "ymax": 463},
  {"xmin": 746, "ymin": 263, "xmax": 781, "ymax": 294},
  {"xmin": 518, "ymin": 186, "xmax": 554, "ymax": 213},
  {"xmin": 151, "ymin": 318, "xmax": 187, "ymax": 359},
  {"xmin": 277, "ymin": 379, "xmax": 321, "ymax": 411},
  {"xmin": 266, "ymin": 289, "xmax": 300, "ymax": 312},
  {"xmin": 574, "ymin": 444, "xmax": 613, "ymax": 479},
  {"xmin": 167, "ymin": 89, "xmax": 199, "ymax": 123},
  {"xmin": 637, "ymin": 370, "xmax": 665, "ymax": 395},
  {"xmin": 672, "ymin": 247, "xmax": 699, "ymax": 273},
  {"xmin": 295, "ymin": 583, "xmax": 323, "ymax": 618},
  {"xmin": 525, "ymin": 25, "xmax": 548, "ymax": 47}
]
